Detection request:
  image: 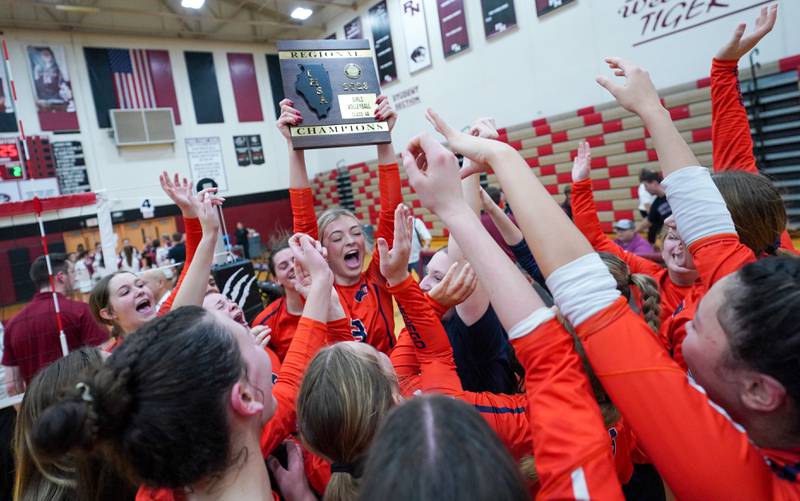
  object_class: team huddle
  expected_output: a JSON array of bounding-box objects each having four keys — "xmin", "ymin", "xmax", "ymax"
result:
[{"xmin": 8, "ymin": 6, "xmax": 800, "ymax": 501}]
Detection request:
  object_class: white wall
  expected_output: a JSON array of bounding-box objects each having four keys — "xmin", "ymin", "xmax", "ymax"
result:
[
  {"xmin": 305, "ymin": 0, "xmax": 800, "ymax": 172},
  {"xmin": 0, "ymin": 29, "xmax": 287, "ymax": 227}
]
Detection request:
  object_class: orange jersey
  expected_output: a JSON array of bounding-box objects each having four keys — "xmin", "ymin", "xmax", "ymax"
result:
[
  {"xmin": 578, "ymin": 292, "xmax": 800, "ymax": 499},
  {"xmin": 710, "ymin": 58, "xmax": 796, "ymax": 253},
  {"xmin": 571, "ymin": 179, "xmax": 695, "ymax": 323},
  {"xmin": 252, "ymin": 297, "xmax": 301, "ymax": 361},
  {"xmin": 136, "ymin": 487, "xmax": 279, "ymax": 501},
  {"xmin": 290, "ymin": 163, "xmax": 402, "ymax": 355},
  {"xmin": 660, "ymin": 233, "xmax": 755, "ymax": 369},
  {"xmin": 260, "ymin": 316, "xmax": 327, "ymax": 456},
  {"xmin": 157, "ymin": 217, "xmax": 202, "ymax": 316}
]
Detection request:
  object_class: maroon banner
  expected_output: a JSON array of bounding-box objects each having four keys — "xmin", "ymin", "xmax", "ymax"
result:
[
  {"xmin": 147, "ymin": 49, "xmax": 182, "ymax": 125},
  {"xmin": 227, "ymin": 53, "xmax": 264, "ymax": 122},
  {"xmin": 345, "ymin": 17, "xmax": 364, "ymax": 39},
  {"xmin": 536, "ymin": 0, "xmax": 575, "ymax": 17},
  {"xmin": 437, "ymin": 0, "xmax": 469, "ymax": 58},
  {"xmin": 27, "ymin": 45, "xmax": 79, "ymax": 132}
]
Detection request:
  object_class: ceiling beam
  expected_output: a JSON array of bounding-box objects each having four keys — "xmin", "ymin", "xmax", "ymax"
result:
[{"xmin": 160, "ymin": 0, "xmax": 196, "ymax": 34}]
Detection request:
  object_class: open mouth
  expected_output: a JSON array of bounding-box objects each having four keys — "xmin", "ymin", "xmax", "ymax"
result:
[
  {"xmin": 135, "ymin": 297, "xmax": 153, "ymax": 315},
  {"xmin": 233, "ymin": 309, "xmax": 246, "ymax": 325},
  {"xmin": 344, "ymin": 249, "xmax": 361, "ymax": 270}
]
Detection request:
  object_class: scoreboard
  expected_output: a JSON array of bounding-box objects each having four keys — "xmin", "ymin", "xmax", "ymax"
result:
[{"xmin": 0, "ymin": 139, "xmax": 22, "ymax": 180}]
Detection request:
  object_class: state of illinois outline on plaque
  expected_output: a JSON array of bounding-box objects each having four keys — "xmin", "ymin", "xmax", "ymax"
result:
[{"xmin": 277, "ymin": 39, "xmax": 391, "ymax": 150}]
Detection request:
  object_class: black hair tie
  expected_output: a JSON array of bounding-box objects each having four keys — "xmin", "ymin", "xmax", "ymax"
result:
[{"xmin": 330, "ymin": 463, "xmax": 355, "ymax": 475}]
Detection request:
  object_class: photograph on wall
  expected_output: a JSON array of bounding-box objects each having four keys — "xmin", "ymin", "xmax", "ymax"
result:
[
  {"xmin": 185, "ymin": 136, "xmax": 228, "ymax": 192},
  {"xmin": 481, "ymin": 0, "xmax": 517, "ymax": 38},
  {"xmin": 436, "ymin": 0, "xmax": 470, "ymax": 58},
  {"xmin": 344, "ymin": 17, "xmax": 364, "ymax": 40},
  {"xmin": 368, "ymin": 1, "xmax": 398, "ymax": 84},
  {"xmin": 536, "ymin": 0, "xmax": 575, "ymax": 17},
  {"xmin": 248, "ymin": 134, "xmax": 264, "ymax": 165},
  {"xmin": 27, "ymin": 45, "xmax": 79, "ymax": 131},
  {"xmin": 400, "ymin": 0, "xmax": 432, "ymax": 74}
]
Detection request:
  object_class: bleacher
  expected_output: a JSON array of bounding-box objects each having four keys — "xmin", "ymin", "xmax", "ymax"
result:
[{"xmin": 311, "ymin": 53, "xmax": 800, "ymax": 238}]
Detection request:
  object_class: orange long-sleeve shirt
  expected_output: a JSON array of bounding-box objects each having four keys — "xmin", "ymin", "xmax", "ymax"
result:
[
  {"xmin": 571, "ymin": 179, "xmax": 695, "ymax": 324},
  {"xmin": 290, "ymin": 163, "xmax": 402, "ymax": 354},
  {"xmin": 157, "ymin": 216, "xmax": 202, "ymax": 316},
  {"xmin": 711, "ymin": 58, "xmax": 796, "ymax": 253},
  {"xmin": 260, "ymin": 316, "xmax": 327, "ymax": 455},
  {"xmin": 578, "ymin": 289, "xmax": 800, "ymax": 499},
  {"xmin": 512, "ymin": 314, "xmax": 624, "ymax": 500}
]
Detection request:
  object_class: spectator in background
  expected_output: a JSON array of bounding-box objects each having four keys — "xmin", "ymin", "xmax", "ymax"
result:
[
  {"xmin": 408, "ymin": 216, "xmax": 432, "ymax": 277},
  {"xmin": 613, "ymin": 219, "xmax": 655, "ymax": 256},
  {"xmin": 480, "ymin": 185, "xmax": 517, "ymax": 260},
  {"xmin": 637, "ymin": 169, "xmax": 658, "ymax": 218},
  {"xmin": 156, "ymin": 236, "xmax": 171, "ymax": 267},
  {"xmin": 141, "ymin": 269, "xmax": 173, "ymax": 311},
  {"xmin": 636, "ymin": 170, "xmax": 671, "ymax": 244},
  {"xmin": 118, "ymin": 245, "xmax": 141, "ymax": 273},
  {"xmin": 167, "ymin": 231, "xmax": 186, "ymax": 263},
  {"xmin": 2, "ymin": 254, "xmax": 108, "ymax": 393},
  {"xmin": 73, "ymin": 250, "xmax": 93, "ymax": 301},
  {"xmin": 0, "ymin": 322, "xmax": 13, "ymax": 501},
  {"xmin": 235, "ymin": 221, "xmax": 250, "ymax": 259}
]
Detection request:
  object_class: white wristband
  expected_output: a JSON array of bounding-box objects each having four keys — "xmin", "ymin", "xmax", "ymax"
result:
[
  {"xmin": 545, "ymin": 253, "xmax": 620, "ymax": 327},
  {"xmin": 508, "ymin": 307, "xmax": 557, "ymax": 340}
]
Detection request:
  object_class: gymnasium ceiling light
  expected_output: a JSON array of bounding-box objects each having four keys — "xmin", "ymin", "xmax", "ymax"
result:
[
  {"xmin": 290, "ymin": 7, "xmax": 313, "ymax": 20},
  {"xmin": 181, "ymin": 0, "xmax": 205, "ymax": 9},
  {"xmin": 53, "ymin": 4, "xmax": 101, "ymax": 14}
]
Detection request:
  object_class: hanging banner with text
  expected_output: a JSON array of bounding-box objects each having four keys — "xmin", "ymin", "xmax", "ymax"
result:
[
  {"xmin": 535, "ymin": 0, "xmax": 575, "ymax": 18},
  {"xmin": 437, "ymin": 0, "xmax": 470, "ymax": 58},
  {"xmin": 52, "ymin": 141, "xmax": 91, "ymax": 194},
  {"xmin": 481, "ymin": 0, "xmax": 517, "ymax": 39},
  {"xmin": 345, "ymin": 17, "xmax": 364, "ymax": 40},
  {"xmin": 400, "ymin": 0, "xmax": 432, "ymax": 74},
  {"xmin": 368, "ymin": 1, "xmax": 398, "ymax": 84}
]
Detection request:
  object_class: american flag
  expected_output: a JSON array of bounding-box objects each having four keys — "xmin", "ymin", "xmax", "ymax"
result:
[{"xmin": 108, "ymin": 49, "xmax": 157, "ymax": 109}]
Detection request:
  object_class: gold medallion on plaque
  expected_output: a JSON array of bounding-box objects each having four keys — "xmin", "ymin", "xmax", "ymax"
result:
[{"xmin": 344, "ymin": 63, "xmax": 362, "ymax": 79}]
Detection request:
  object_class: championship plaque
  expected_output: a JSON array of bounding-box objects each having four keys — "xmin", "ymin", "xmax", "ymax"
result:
[{"xmin": 276, "ymin": 39, "xmax": 391, "ymax": 150}]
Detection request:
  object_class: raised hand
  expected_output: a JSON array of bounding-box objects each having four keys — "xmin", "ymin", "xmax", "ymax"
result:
[
  {"xmin": 402, "ymin": 133, "xmax": 465, "ymax": 217},
  {"xmin": 377, "ymin": 204, "xmax": 413, "ymax": 286},
  {"xmin": 716, "ymin": 5, "xmax": 777, "ymax": 61},
  {"xmin": 160, "ymin": 171, "xmax": 200, "ymax": 217},
  {"xmin": 268, "ymin": 440, "xmax": 316, "ymax": 501},
  {"xmin": 250, "ymin": 324, "xmax": 272, "ymax": 349},
  {"xmin": 277, "ymin": 98, "xmax": 303, "ymax": 142},
  {"xmin": 375, "ymin": 95, "xmax": 397, "ymax": 131},
  {"xmin": 469, "ymin": 117, "xmax": 499, "ymax": 140},
  {"xmin": 596, "ymin": 58, "xmax": 663, "ymax": 118},
  {"xmin": 289, "ymin": 233, "xmax": 332, "ymax": 287},
  {"xmin": 428, "ymin": 261, "xmax": 477, "ymax": 309},
  {"xmin": 425, "ymin": 108, "xmax": 504, "ymax": 177},
  {"xmin": 195, "ymin": 190, "xmax": 222, "ymax": 235},
  {"xmin": 571, "ymin": 141, "xmax": 591, "ymax": 182}
]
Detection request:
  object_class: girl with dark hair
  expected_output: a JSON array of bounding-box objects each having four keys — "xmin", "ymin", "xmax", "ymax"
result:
[
  {"xmin": 276, "ymin": 96, "xmax": 401, "ymax": 355},
  {"xmin": 13, "ymin": 348, "xmax": 136, "ymax": 501},
  {"xmin": 360, "ymin": 395, "xmax": 528, "ymax": 501}
]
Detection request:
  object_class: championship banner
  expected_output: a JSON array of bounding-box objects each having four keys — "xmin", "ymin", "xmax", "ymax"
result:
[
  {"xmin": 436, "ymin": 0, "xmax": 469, "ymax": 59},
  {"xmin": 536, "ymin": 0, "xmax": 575, "ymax": 17},
  {"xmin": 344, "ymin": 17, "xmax": 364, "ymax": 40},
  {"xmin": 400, "ymin": 0, "xmax": 432, "ymax": 74},
  {"xmin": 481, "ymin": 0, "xmax": 517, "ymax": 38},
  {"xmin": 368, "ymin": 1, "xmax": 398, "ymax": 84},
  {"xmin": 0, "ymin": 52, "xmax": 17, "ymax": 133},
  {"xmin": 27, "ymin": 45, "xmax": 79, "ymax": 132}
]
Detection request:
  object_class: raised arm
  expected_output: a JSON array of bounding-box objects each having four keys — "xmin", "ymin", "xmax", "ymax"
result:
[
  {"xmin": 156, "ymin": 173, "xmax": 205, "ymax": 315},
  {"xmin": 712, "ymin": 5, "xmax": 776, "ymax": 173},
  {"xmin": 570, "ymin": 143, "xmax": 663, "ymax": 276},
  {"xmin": 404, "ymin": 128, "xmax": 623, "ymax": 499},
  {"xmin": 260, "ymin": 233, "xmax": 332, "ymax": 455},
  {"xmin": 278, "ymin": 98, "xmax": 319, "ymax": 239},
  {"xmin": 170, "ymin": 190, "xmax": 223, "ymax": 309}
]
